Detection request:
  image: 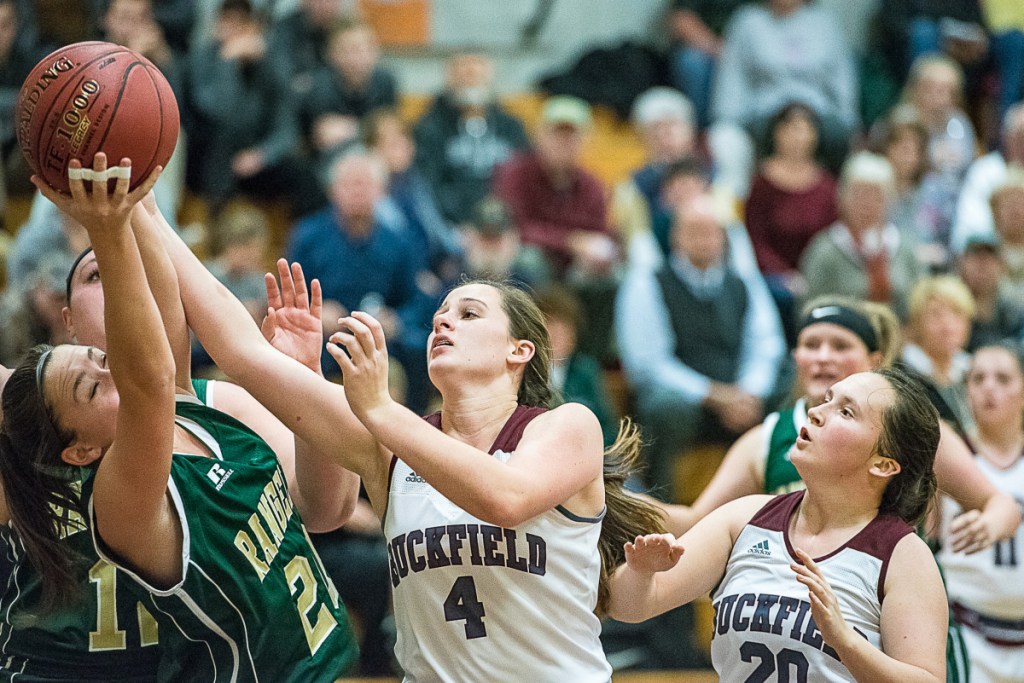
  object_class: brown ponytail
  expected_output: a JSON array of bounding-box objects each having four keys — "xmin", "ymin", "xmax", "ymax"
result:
[
  {"xmin": 595, "ymin": 418, "xmax": 666, "ymax": 616},
  {"xmin": 0, "ymin": 345, "xmax": 87, "ymax": 612}
]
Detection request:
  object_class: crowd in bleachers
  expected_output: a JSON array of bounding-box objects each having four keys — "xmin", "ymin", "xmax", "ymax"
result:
[{"xmin": 1, "ymin": 0, "xmax": 1024, "ymax": 676}]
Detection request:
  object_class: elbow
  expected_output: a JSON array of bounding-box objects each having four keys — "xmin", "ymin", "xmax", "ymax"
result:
[{"xmin": 478, "ymin": 495, "xmax": 532, "ymax": 530}]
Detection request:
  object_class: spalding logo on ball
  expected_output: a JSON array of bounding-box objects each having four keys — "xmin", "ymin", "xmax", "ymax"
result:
[{"xmin": 16, "ymin": 41, "xmax": 179, "ymax": 194}]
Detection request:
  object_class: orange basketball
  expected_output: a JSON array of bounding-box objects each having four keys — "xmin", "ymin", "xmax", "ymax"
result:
[{"xmin": 16, "ymin": 41, "xmax": 179, "ymax": 194}]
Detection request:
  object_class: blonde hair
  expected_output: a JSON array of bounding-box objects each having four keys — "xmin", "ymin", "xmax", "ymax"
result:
[{"xmin": 908, "ymin": 276, "xmax": 976, "ymax": 323}]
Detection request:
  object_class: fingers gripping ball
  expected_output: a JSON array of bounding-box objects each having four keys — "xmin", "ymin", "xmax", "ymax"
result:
[{"xmin": 16, "ymin": 41, "xmax": 179, "ymax": 194}]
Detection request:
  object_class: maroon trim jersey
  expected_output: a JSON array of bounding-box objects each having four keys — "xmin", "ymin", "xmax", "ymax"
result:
[
  {"xmin": 710, "ymin": 491, "xmax": 913, "ymax": 682},
  {"xmin": 384, "ymin": 405, "xmax": 612, "ymax": 682}
]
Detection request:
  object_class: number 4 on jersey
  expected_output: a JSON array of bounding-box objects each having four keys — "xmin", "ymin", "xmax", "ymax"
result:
[{"xmin": 444, "ymin": 576, "xmax": 486, "ymax": 639}]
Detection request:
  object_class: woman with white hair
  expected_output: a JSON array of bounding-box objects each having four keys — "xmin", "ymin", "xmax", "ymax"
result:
[{"xmin": 799, "ymin": 151, "xmax": 928, "ymax": 320}]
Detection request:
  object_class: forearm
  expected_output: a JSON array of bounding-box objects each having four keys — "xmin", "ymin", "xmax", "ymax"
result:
[
  {"xmin": 360, "ymin": 401, "xmax": 538, "ymax": 527},
  {"xmin": 832, "ymin": 636, "xmax": 941, "ymax": 683},
  {"xmin": 291, "ymin": 434, "xmax": 360, "ymax": 533},
  {"xmin": 93, "ymin": 224, "xmax": 175, "ymax": 397},
  {"xmin": 130, "ymin": 207, "xmax": 191, "ymax": 390},
  {"xmin": 980, "ymin": 491, "xmax": 1022, "ymax": 542},
  {"xmin": 607, "ymin": 564, "xmax": 663, "ymax": 622}
]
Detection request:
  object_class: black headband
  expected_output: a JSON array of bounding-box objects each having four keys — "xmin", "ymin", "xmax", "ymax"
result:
[
  {"xmin": 65, "ymin": 246, "xmax": 94, "ymax": 303},
  {"xmin": 798, "ymin": 305, "xmax": 879, "ymax": 352}
]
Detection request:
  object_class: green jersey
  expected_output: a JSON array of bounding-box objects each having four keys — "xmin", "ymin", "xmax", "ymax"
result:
[
  {"xmin": 762, "ymin": 398, "xmax": 807, "ymax": 495},
  {"xmin": 0, "ymin": 485, "xmax": 161, "ymax": 681},
  {"xmin": 86, "ymin": 397, "xmax": 358, "ymax": 682}
]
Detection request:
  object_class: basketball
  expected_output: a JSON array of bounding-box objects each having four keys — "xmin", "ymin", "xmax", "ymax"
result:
[{"xmin": 15, "ymin": 41, "xmax": 179, "ymax": 194}]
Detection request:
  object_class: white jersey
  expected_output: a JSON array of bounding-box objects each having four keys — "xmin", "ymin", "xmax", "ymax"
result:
[
  {"xmin": 711, "ymin": 492, "xmax": 914, "ymax": 683},
  {"xmin": 384, "ymin": 406, "xmax": 612, "ymax": 683},
  {"xmin": 938, "ymin": 454, "xmax": 1024, "ymax": 683}
]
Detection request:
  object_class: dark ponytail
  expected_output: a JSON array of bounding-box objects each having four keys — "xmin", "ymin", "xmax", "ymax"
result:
[
  {"xmin": 874, "ymin": 367, "xmax": 940, "ymax": 527},
  {"xmin": 595, "ymin": 418, "xmax": 666, "ymax": 616},
  {"xmin": 0, "ymin": 345, "xmax": 86, "ymax": 612}
]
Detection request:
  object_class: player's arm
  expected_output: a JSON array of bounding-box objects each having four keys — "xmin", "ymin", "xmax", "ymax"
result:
[
  {"xmin": 37, "ymin": 156, "xmax": 180, "ymax": 585},
  {"xmin": 150, "ymin": 206, "xmax": 391, "ymax": 511},
  {"xmin": 130, "ymin": 197, "xmax": 193, "ymax": 394},
  {"xmin": 829, "ymin": 534, "xmax": 947, "ymax": 682},
  {"xmin": 933, "ymin": 420, "xmax": 1021, "ymax": 551},
  {"xmin": 607, "ymin": 495, "xmax": 767, "ymax": 622}
]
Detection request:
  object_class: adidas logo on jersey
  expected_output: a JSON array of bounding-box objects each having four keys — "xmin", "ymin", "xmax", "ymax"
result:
[
  {"xmin": 405, "ymin": 472, "xmax": 426, "ymax": 484},
  {"xmin": 207, "ymin": 462, "xmax": 235, "ymax": 490},
  {"xmin": 747, "ymin": 539, "xmax": 771, "ymax": 557}
]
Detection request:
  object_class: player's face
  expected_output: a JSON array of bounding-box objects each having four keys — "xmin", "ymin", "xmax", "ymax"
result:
[
  {"xmin": 967, "ymin": 347, "xmax": 1024, "ymax": 432},
  {"xmin": 794, "ymin": 323, "xmax": 878, "ymax": 406},
  {"xmin": 44, "ymin": 345, "xmax": 119, "ymax": 452},
  {"xmin": 427, "ymin": 284, "xmax": 517, "ymax": 379},
  {"xmin": 63, "ymin": 252, "xmax": 107, "ymax": 349},
  {"xmin": 793, "ymin": 372, "xmax": 893, "ymax": 475}
]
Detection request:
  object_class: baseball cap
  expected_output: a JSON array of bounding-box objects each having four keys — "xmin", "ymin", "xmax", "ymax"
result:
[
  {"xmin": 541, "ymin": 95, "xmax": 592, "ymax": 130},
  {"xmin": 631, "ymin": 87, "xmax": 695, "ymax": 128},
  {"xmin": 963, "ymin": 232, "xmax": 1001, "ymax": 254}
]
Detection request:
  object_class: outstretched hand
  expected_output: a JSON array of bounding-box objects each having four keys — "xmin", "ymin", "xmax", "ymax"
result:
[
  {"xmin": 327, "ymin": 311, "xmax": 394, "ymax": 421},
  {"xmin": 31, "ymin": 153, "xmax": 161, "ymax": 236},
  {"xmin": 260, "ymin": 259, "xmax": 324, "ymax": 373},
  {"xmin": 624, "ymin": 533, "xmax": 685, "ymax": 574}
]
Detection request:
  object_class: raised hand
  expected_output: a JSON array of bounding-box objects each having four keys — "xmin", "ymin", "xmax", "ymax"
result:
[
  {"xmin": 624, "ymin": 533, "xmax": 685, "ymax": 574},
  {"xmin": 31, "ymin": 153, "xmax": 161, "ymax": 236},
  {"xmin": 792, "ymin": 548, "xmax": 854, "ymax": 652},
  {"xmin": 327, "ymin": 311, "xmax": 393, "ymax": 421},
  {"xmin": 260, "ymin": 259, "xmax": 324, "ymax": 373}
]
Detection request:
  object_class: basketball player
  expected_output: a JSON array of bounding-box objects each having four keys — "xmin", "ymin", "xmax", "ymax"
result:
[
  {"xmin": 610, "ymin": 367, "xmax": 948, "ymax": 682},
  {"xmin": 0, "ymin": 155, "xmax": 358, "ymax": 680},
  {"xmin": 150, "ymin": 196, "xmax": 664, "ymax": 680},
  {"xmin": 939, "ymin": 344, "xmax": 1024, "ymax": 683}
]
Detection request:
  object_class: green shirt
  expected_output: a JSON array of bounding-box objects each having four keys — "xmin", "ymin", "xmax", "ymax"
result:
[{"xmin": 87, "ymin": 398, "xmax": 357, "ymax": 682}]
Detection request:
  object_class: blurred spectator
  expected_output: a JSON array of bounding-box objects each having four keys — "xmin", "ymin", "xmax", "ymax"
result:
[
  {"xmin": 535, "ymin": 285, "xmax": 618, "ymax": 446},
  {"xmin": 874, "ymin": 0, "xmax": 989, "ymax": 84},
  {"xmin": 666, "ymin": 0, "xmax": 749, "ymax": 128},
  {"xmin": 901, "ymin": 274, "xmax": 976, "ymax": 432},
  {"xmin": 494, "ymin": 95, "xmax": 616, "ymax": 280},
  {"xmin": 414, "ymin": 52, "xmax": 529, "ymax": 224},
  {"xmin": 708, "ymin": 0, "xmax": 857, "ymax": 199},
  {"xmin": 494, "ymin": 95, "xmax": 619, "ymax": 359},
  {"xmin": 875, "ymin": 104, "xmax": 949, "ymax": 268},
  {"xmin": 800, "ymin": 152, "xmax": 928, "ymax": 321},
  {"xmin": 101, "ymin": 0, "xmax": 180, "ymax": 82},
  {"xmin": 205, "ymin": 201, "xmax": 270, "ymax": 322},
  {"xmin": 186, "ymin": 0, "xmax": 320, "ymax": 216},
  {"xmin": 958, "ymin": 233, "xmax": 1024, "ymax": 351},
  {"xmin": 953, "ymin": 102, "xmax": 1024, "ymax": 252},
  {"xmin": 991, "ymin": 175, "xmax": 1024, "ymax": 300},
  {"xmin": 286, "ymin": 151, "xmax": 432, "ymax": 412},
  {"xmin": 458, "ymin": 195, "xmax": 550, "ymax": 288},
  {"xmin": 611, "ymin": 87, "xmax": 699, "ymax": 267},
  {"xmin": 269, "ymin": 0, "xmax": 351, "ymax": 84},
  {"xmin": 0, "ymin": 0, "xmax": 51, "ymax": 209},
  {"xmin": 101, "ymin": 0, "xmax": 185, "ymax": 222},
  {"xmin": 362, "ymin": 109, "xmax": 460, "ymax": 284},
  {"xmin": 0, "ymin": 252, "xmax": 74, "ymax": 365},
  {"xmin": 6, "ymin": 197, "xmax": 89, "ymax": 286},
  {"xmin": 615, "ymin": 194, "xmax": 784, "ymax": 500},
  {"xmin": 299, "ymin": 20, "xmax": 398, "ymax": 163},
  {"xmin": 744, "ymin": 101, "xmax": 838, "ymax": 342},
  {"xmin": 982, "ymin": 1, "xmax": 1024, "ymax": 125},
  {"xmin": 896, "ymin": 54, "xmax": 977, "ymax": 251}
]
